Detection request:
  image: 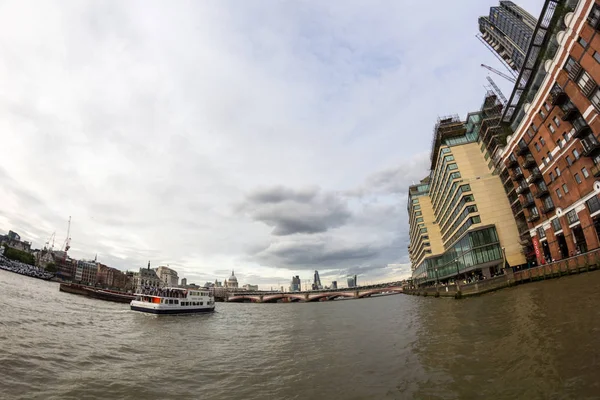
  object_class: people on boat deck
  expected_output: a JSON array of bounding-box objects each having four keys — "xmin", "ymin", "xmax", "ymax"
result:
[{"xmin": 139, "ymin": 286, "xmax": 188, "ymax": 298}]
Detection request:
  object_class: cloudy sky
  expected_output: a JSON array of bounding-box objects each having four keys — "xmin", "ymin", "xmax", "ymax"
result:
[{"xmin": 0, "ymin": 0, "xmax": 543, "ymax": 289}]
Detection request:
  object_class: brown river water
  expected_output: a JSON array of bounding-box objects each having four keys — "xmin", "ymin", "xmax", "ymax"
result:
[{"xmin": 1, "ymin": 268, "xmax": 600, "ymax": 399}]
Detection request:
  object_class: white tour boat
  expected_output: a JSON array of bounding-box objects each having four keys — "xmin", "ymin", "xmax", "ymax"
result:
[{"xmin": 130, "ymin": 287, "xmax": 215, "ymax": 315}]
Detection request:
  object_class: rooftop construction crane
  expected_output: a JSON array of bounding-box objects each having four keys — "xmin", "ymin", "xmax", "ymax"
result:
[
  {"xmin": 481, "ymin": 64, "xmax": 516, "ymax": 84},
  {"xmin": 63, "ymin": 216, "xmax": 72, "ymax": 253}
]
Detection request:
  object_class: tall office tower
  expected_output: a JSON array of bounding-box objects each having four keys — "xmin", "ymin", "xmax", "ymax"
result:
[
  {"xmin": 290, "ymin": 275, "xmax": 301, "ymax": 292},
  {"xmin": 409, "ymin": 114, "xmax": 526, "ymax": 287},
  {"xmin": 312, "ymin": 270, "xmax": 323, "ymax": 290},
  {"xmin": 347, "ymin": 275, "xmax": 356, "ymax": 288},
  {"xmin": 478, "ymin": 1, "xmax": 537, "ymax": 71}
]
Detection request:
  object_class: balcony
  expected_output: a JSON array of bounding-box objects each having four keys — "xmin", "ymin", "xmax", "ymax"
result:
[
  {"xmin": 541, "ymin": 204, "xmax": 555, "ymax": 214},
  {"xmin": 527, "ymin": 213, "xmax": 540, "ymax": 223},
  {"xmin": 592, "ymin": 164, "xmax": 600, "ymax": 177},
  {"xmin": 517, "ymin": 145, "xmax": 530, "ymax": 156},
  {"xmin": 507, "ymin": 156, "xmax": 518, "ymax": 168},
  {"xmin": 513, "ymin": 169, "xmax": 524, "ymax": 179},
  {"xmin": 551, "ymin": 90, "xmax": 568, "ymax": 106},
  {"xmin": 535, "ymin": 187, "xmax": 550, "ymax": 198},
  {"xmin": 516, "ymin": 185, "xmax": 530, "ymax": 195},
  {"xmin": 526, "ymin": 170, "xmax": 542, "ymax": 184},
  {"xmin": 522, "ymin": 154, "xmax": 536, "ymax": 169},
  {"xmin": 572, "ymin": 116, "xmax": 592, "ymax": 139},
  {"xmin": 521, "ymin": 197, "xmax": 535, "ymax": 208},
  {"xmin": 560, "ymin": 102, "xmax": 579, "ymax": 122},
  {"xmin": 581, "ymin": 134, "xmax": 600, "ymax": 157}
]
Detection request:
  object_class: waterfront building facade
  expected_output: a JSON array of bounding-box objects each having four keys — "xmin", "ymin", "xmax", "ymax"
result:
[
  {"xmin": 243, "ymin": 284, "xmax": 258, "ymax": 291},
  {"xmin": 331, "ymin": 280, "xmax": 338, "ymax": 290},
  {"xmin": 155, "ymin": 266, "xmax": 179, "ymax": 287},
  {"xmin": 501, "ymin": 0, "xmax": 600, "ymax": 264},
  {"xmin": 478, "ymin": 1, "xmax": 537, "ymax": 71},
  {"xmin": 96, "ymin": 263, "xmax": 128, "ymax": 290},
  {"xmin": 409, "ymin": 114, "xmax": 526, "ymax": 286},
  {"xmin": 75, "ymin": 260, "xmax": 97, "ymax": 284},
  {"xmin": 180, "ymin": 278, "xmax": 187, "ymax": 286},
  {"xmin": 133, "ymin": 266, "xmax": 162, "ymax": 291}
]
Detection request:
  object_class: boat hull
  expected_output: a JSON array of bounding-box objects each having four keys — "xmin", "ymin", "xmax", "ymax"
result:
[{"xmin": 130, "ymin": 305, "xmax": 215, "ymax": 315}]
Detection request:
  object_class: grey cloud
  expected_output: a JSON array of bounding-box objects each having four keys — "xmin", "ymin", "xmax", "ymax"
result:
[
  {"xmin": 240, "ymin": 186, "xmax": 351, "ymax": 235},
  {"xmin": 246, "ymin": 185, "xmax": 318, "ymax": 204},
  {"xmin": 253, "ymin": 238, "xmax": 380, "ymax": 269}
]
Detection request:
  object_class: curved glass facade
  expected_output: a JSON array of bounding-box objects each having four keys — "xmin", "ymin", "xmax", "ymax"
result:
[{"xmin": 413, "ymin": 226, "xmax": 502, "ymax": 286}]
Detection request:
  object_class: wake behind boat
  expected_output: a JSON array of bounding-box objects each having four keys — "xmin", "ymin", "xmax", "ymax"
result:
[{"xmin": 130, "ymin": 287, "xmax": 215, "ymax": 315}]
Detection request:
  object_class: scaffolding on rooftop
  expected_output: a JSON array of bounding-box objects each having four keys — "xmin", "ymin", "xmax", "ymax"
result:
[{"xmin": 429, "ymin": 114, "xmax": 466, "ymax": 170}]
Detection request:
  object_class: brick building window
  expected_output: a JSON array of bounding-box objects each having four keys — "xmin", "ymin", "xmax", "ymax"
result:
[
  {"xmin": 556, "ymin": 188, "xmax": 562, "ymax": 198},
  {"xmin": 540, "ymin": 137, "xmax": 546, "ymax": 146},
  {"xmin": 587, "ymin": 195, "xmax": 600, "ymax": 214},
  {"xmin": 531, "ymin": 123, "xmax": 538, "ymax": 133},
  {"xmin": 578, "ymin": 36, "xmax": 588, "ymax": 47},
  {"xmin": 537, "ymin": 226, "xmax": 546, "ymax": 239},
  {"xmin": 582, "ymin": 167, "xmax": 590, "ymax": 178},
  {"xmin": 567, "ymin": 155, "xmax": 573, "ymax": 165},
  {"xmin": 553, "ymin": 116, "xmax": 561, "ymax": 127},
  {"xmin": 562, "ymin": 132, "xmax": 569, "ymax": 143},
  {"xmin": 543, "ymin": 196, "xmax": 554, "ymax": 210},
  {"xmin": 594, "ymin": 52, "xmax": 600, "ymax": 64},
  {"xmin": 562, "ymin": 184, "xmax": 569, "ymax": 194},
  {"xmin": 539, "ymin": 110, "xmax": 546, "ymax": 119},
  {"xmin": 549, "ymin": 172, "xmax": 554, "ymax": 181},
  {"xmin": 547, "ymin": 151, "xmax": 553, "ymax": 161},
  {"xmin": 549, "ymin": 124, "xmax": 555, "ymax": 134},
  {"xmin": 555, "ymin": 167, "xmax": 561, "ymax": 177},
  {"xmin": 565, "ymin": 56, "xmax": 578, "ymax": 73},
  {"xmin": 591, "ymin": 88, "xmax": 600, "ymax": 109},
  {"xmin": 573, "ymin": 149, "xmax": 580, "ymax": 160},
  {"xmin": 575, "ymin": 173, "xmax": 582, "ymax": 184},
  {"xmin": 552, "ymin": 218, "xmax": 562, "ymax": 232},
  {"xmin": 577, "ymin": 71, "xmax": 593, "ymax": 90},
  {"xmin": 557, "ymin": 140, "xmax": 563, "ymax": 148},
  {"xmin": 588, "ymin": 4, "xmax": 600, "ymax": 28},
  {"xmin": 567, "ymin": 209, "xmax": 579, "ymax": 225},
  {"xmin": 544, "ymin": 103, "xmax": 551, "ymax": 112},
  {"xmin": 535, "ymin": 142, "xmax": 541, "ymax": 152}
]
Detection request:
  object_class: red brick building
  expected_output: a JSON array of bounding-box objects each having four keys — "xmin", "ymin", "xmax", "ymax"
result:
[
  {"xmin": 502, "ymin": 0, "xmax": 600, "ymax": 264},
  {"xmin": 96, "ymin": 263, "xmax": 129, "ymax": 289}
]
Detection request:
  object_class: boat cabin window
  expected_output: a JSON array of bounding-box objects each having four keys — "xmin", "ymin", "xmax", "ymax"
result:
[{"xmin": 174, "ymin": 300, "xmax": 178, "ymax": 305}]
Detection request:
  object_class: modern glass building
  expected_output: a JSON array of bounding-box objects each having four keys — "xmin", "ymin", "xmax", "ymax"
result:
[
  {"xmin": 478, "ymin": 1, "xmax": 537, "ymax": 71},
  {"xmin": 408, "ymin": 113, "xmax": 526, "ymax": 287}
]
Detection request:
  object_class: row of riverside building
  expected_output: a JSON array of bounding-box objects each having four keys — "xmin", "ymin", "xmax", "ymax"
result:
[{"xmin": 409, "ymin": 0, "xmax": 600, "ymax": 286}]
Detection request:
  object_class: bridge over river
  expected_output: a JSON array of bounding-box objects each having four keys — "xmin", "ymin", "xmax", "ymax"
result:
[{"xmin": 226, "ymin": 284, "xmax": 403, "ymax": 303}]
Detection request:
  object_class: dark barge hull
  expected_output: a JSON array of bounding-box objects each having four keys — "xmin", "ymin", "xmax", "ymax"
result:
[{"xmin": 59, "ymin": 283, "xmax": 134, "ymax": 304}]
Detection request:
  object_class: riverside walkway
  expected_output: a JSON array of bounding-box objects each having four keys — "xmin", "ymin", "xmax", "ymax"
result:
[{"xmin": 404, "ymin": 247, "xmax": 600, "ymax": 299}]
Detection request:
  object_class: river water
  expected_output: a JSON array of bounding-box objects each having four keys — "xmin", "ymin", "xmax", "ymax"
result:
[{"xmin": 1, "ymin": 269, "xmax": 600, "ymax": 399}]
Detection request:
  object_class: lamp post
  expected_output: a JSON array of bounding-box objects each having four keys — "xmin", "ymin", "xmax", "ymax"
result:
[
  {"xmin": 501, "ymin": 246, "xmax": 507, "ymax": 274},
  {"xmin": 454, "ymin": 258, "xmax": 460, "ymax": 280},
  {"xmin": 435, "ymin": 268, "xmax": 439, "ymax": 287}
]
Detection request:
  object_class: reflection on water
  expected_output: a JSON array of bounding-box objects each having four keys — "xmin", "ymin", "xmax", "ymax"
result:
[{"xmin": 1, "ymin": 269, "xmax": 600, "ymax": 399}]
